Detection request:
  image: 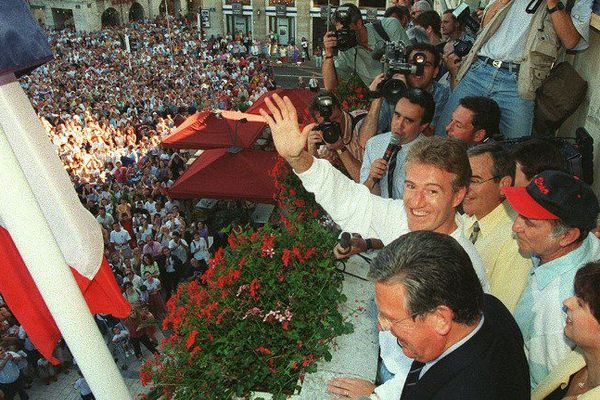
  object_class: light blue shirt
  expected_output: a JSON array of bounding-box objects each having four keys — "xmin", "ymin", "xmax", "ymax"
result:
[
  {"xmin": 514, "ymin": 234, "xmax": 600, "ymax": 389},
  {"xmin": 360, "ymin": 133, "xmax": 424, "ymax": 199},
  {"xmin": 335, "ymin": 18, "xmax": 410, "ymax": 87},
  {"xmin": 0, "ymin": 354, "xmax": 20, "ymax": 384}
]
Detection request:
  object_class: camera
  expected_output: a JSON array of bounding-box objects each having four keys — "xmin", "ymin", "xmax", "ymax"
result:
[
  {"xmin": 332, "ymin": 5, "xmax": 360, "ymax": 51},
  {"xmin": 452, "ymin": 3, "xmax": 480, "ymax": 34},
  {"xmin": 371, "ymin": 42, "xmax": 427, "ymax": 103},
  {"xmin": 453, "ymin": 39, "xmax": 473, "ymax": 58},
  {"xmin": 313, "ymin": 94, "xmax": 342, "ymax": 144}
]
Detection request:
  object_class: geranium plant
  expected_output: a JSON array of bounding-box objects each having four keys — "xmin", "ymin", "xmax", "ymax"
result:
[{"xmin": 140, "ymin": 157, "xmax": 353, "ymax": 399}]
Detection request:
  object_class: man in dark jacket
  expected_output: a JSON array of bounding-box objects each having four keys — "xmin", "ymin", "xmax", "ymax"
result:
[{"xmin": 328, "ymin": 231, "xmax": 530, "ymax": 399}]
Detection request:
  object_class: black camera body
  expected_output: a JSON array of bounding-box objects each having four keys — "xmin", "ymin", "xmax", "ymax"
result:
[
  {"xmin": 313, "ymin": 94, "xmax": 342, "ymax": 144},
  {"xmin": 371, "ymin": 41, "xmax": 426, "ymax": 104},
  {"xmin": 452, "ymin": 3, "xmax": 480, "ymax": 34},
  {"xmin": 453, "ymin": 39, "xmax": 473, "ymax": 58},
  {"xmin": 333, "ymin": 4, "xmax": 361, "ymax": 51}
]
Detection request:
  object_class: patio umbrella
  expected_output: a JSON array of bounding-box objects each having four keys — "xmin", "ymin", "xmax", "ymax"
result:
[
  {"xmin": 167, "ymin": 148, "xmax": 279, "ymax": 204},
  {"xmin": 161, "ymin": 110, "xmax": 266, "ymax": 150}
]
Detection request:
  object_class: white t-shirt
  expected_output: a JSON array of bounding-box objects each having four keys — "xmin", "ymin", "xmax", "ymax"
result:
[
  {"xmin": 110, "ymin": 229, "xmax": 131, "ymax": 247},
  {"xmin": 479, "ymin": 0, "xmax": 592, "ymax": 61}
]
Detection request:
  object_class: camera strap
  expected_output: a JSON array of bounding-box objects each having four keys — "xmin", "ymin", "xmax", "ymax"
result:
[{"xmin": 372, "ymin": 21, "xmax": 391, "ymax": 43}]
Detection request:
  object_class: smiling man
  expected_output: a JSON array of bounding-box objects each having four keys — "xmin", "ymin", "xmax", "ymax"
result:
[
  {"xmin": 364, "ymin": 231, "xmax": 529, "ymax": 399},
  {"xmin": 259, "ymin": 94, "xmax": 490, "ymax": 399},
  {"xmin": 502, "ymin": 170, "xmax": 600, "ymax": 388},
  {"xmin": 461, "ymin": 144, "xmax": 531, "ymax": 312}
]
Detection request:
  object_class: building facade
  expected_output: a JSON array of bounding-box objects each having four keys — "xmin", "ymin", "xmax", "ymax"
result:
[{"xmin": 29, "ymin": 0, "xmax": 397, "ymax": 48}]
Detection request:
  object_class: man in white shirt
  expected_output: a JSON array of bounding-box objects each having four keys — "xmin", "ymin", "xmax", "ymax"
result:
[
  {"xmin": 109, "ymin": 222, "xmax": 131, "ymax": 253},
  {"xmin": 259, "ymin": 94, "xmax": 490, "ymax": 399}
]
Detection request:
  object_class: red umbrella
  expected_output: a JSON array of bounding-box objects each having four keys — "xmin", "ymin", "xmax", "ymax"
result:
[
  {"xmin": 161, "ymin": 110, "xmax": 266, "ymax": 150},
  {"xmin": 161, "ymin": 89, "xmax": 316, "ymax": 150},
  {"xmin": 245, "ymin": 88, "xmax": 315, "ymax": 125},
  {"xmin": 167, "ymin": 148, "xmax": 279, "ymax": 204}
]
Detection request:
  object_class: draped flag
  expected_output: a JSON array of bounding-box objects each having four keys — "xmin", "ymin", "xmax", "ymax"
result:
[{"xmin": 0, "ymin": 0, "xmax": 130, "ymax": 365}]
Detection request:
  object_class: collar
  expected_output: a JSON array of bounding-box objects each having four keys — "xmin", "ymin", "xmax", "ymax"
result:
[
  {"xmin": 532, "ymin": 236, "xmax": 590, "ymax": 290},
  {"xmin": 475, "ymin": 200, "xmax": 514, "ymax": 233}
]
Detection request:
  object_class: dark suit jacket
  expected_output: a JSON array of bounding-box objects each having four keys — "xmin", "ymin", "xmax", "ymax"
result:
[{"xmin": 407, "ymin": 294, "xmax": 530, "ymax": 400}]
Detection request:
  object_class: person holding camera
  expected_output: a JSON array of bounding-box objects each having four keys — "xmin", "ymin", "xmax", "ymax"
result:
[
  {"xmin": 322, "ymin": 3, "xmax": 409, "ymax": 91},
  {"xmin": 307, "ymin": 91, "xmax": 368, "ymax": 182},
  {"xmin": 436, "ymin": 0, "xmax": 593, "ymax": 138}
]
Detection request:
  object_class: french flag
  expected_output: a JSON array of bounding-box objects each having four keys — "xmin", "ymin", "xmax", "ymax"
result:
[{"xmin": 0, "ymin": 0, "xmax": 130, "ymax": 365}]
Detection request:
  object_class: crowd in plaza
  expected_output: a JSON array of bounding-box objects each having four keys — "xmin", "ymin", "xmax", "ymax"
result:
[{"xmin": 2, "ymin": 0, "xmax": 600, "ymax": 398}]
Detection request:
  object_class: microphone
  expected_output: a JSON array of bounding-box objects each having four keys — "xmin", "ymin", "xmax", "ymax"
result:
[
  {"xmin": 338, "ymin": 232, "xmax": 352, "ymax": 255},
  {"xmin": 373, "ymin": 134, "xmax": 401, "ymax": 184}
]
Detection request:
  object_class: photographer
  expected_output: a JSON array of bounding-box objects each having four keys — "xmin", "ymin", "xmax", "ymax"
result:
[
  {"xmin": 307, "ymin": 91, "xmax": 368, "ymax": 182},
  {"xmin": 441, "ymin": 9, "xmax": 475, "ymax": 42},
  {"xmin": 437, "ymin": 0, "xmax": 593, "ymax": 138},
  {"xmin": 445, "ymin": 96, "xmax": 501, "ymax": 145},
  {"xmin": 322, "ymin": 3, "xmax": 409, "ymax": 91},
  {"xmin": 368, "ymin": 43, "xmax": 449, "ymax": 135},
  {"xmin": 413, "ymin": 10, "xmax": 444, "ymax": 49}
]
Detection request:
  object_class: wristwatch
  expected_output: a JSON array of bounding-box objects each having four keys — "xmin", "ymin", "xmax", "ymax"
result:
[
  {"xmin": 336, "ymin": 146, "xmax": 347, "ymax": 156},
  {"xmin": 547, "ymin": 2, "xmax": 564, "ymax": 13}
]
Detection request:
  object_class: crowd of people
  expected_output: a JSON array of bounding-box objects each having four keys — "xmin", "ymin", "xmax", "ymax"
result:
[
  {"xmin": 1, "ymin": 15, "xmax": 288, "ymax": 400},
  {"xmin": 258, "ymin": 0, "xmax": 598, "ymax": 399},
  {"xmin": 1, "ymin": 0, "xmax": 599, "ymax": 398}
]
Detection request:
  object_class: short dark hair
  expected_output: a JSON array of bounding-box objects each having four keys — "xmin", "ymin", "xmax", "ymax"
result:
[
  {"xmin": 458, "ymin": 96, "xmax": 501, "ymax": 139},
  {"xmin": 407, "ymin": 136, "xmax": 471, "ymax": 191},
  {"xmin": 401, "ymin": 88, "xmax": 436, "ymax": 125},
  {"xmin": 468, "ymin": 143, "xmax": 516, "ymax": 182},
  {"xmin": 574, "ymin": 261, "xmax": 600, "ymax": 322},
  {"xmin": 443, "ymin": 8, "xmax": 456, "ymax": 15},
  {"xmin": 510, "ymin": 139, "xmax": 568, "ymax": 180},
  {"xmin": 385, "ymin": 5, "xmax": 410, "ymax": 19},
  {"xmin": 369, "ymin": 231, "xmax": 484, "ymax": 325},
  {"xmin": 405, "ymin": 42, "xmax": 440, "ymax": 68},
  {"xmin": 414, "ymin": 10, "xmax": 441, "ymax": 38}
]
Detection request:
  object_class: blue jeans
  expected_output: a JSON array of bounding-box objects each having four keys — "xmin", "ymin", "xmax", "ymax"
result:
[{"xmin": 435, "ymin": 59, "xmax": 534, "ymax": 139}]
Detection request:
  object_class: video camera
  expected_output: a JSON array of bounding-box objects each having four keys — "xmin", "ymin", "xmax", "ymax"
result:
[
  {"xmin": 371, "ymin": 41, "xmax": 427, "ymax": 103},
  {"xmin": 453, "ymin": 3, "xmax": 480, "ymax": 34},
  {"xmin": 313, "ymin": 94, "xmax": 342, "ymax": 145},
  {"xmin": 332, "ymin": 4, "xmax": 361, "ymax": 51},
  {"xmin": 453, "ymin": 38, "xmax": 473, "ymax": 58}
]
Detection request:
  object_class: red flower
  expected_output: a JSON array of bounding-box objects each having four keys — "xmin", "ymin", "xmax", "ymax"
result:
[
  {"xmin": 249, "ymin": 278, "xmax": 261, "ymax": 299},
  {"xmin": 186, "ymin": 330, "xmax": 199, "ymax": 349},
  {"xmin": 304, "ymin": 247, "xmax": 316, "ymax": 260},
  {"xmin": 293, "ymin": 199, "xmax": 305, "ymax": 208},
  {"xmin": 282, "ymin": 321, "xmax": 289, "ymax": 331},
  {"xmin": 255, "ymin": 346, "xmax": 272, "ymax": 355},
  {"xmin": 282, "ymin": 249, "xmax": 291, "ymax": 267},
  {"xmin": 293, "ymin": 246, "xmax": 304, "ymax": 262}
]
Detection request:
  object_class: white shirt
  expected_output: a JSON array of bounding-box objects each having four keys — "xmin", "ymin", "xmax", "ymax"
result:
[
  {"xmin": 479, "ymin": 0, "xmax": 592, "ymax": 61},
  {"xmin": 110, "ymin": 229, "xmax": 131, "ymax": 247}
]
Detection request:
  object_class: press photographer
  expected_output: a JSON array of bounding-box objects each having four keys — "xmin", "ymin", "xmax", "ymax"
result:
[
  {"xmin": 307, "ymin": 91, "xmax": 368, "ymax": 182},
  {"xmin": 322, "ymin": 3, "xmax": 409, "ymax": 91},
  {"xmin": 437, "ymin": 0, "xmax": 593, "ymax": 138}
]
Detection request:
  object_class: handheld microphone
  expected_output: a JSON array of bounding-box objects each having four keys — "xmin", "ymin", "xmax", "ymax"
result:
[
  {"xmin": 338, "ymin": 232, "xmax": 352, "ymax": 255},
  {"xmin": 373, "ymin": 134, "xmax": 401, "ymax": 184}
]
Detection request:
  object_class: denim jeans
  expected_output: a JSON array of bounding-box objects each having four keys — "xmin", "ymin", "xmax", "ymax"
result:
[{"xmin": 435, "ymin": 59, "xmax": 534, "ymax": 139}]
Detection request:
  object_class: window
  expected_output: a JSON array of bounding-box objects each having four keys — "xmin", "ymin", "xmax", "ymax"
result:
[
  {"xmin": 269, "ymin": 0, "xmax": 295, "ymax": 5},
  {"xmin": 313, "ymin": 0, "xmax": 340, "ymax": 5},
  {"xmin": 358, "ymin": 0, "xmax": 386, "ymax": 7}
]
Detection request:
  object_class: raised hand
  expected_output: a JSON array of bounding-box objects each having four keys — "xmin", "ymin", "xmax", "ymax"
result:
[{"xmin": 260, "ymin": 94, "xmax": 316, "ymax": 173}]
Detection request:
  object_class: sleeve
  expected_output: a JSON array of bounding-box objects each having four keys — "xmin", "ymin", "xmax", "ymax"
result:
[
  {"xmin": 382, "ymin": 18, "xmax": 410, "ymax": 45},
  {"xmin": 296, "ymin": 158, "xmax": 406, "ymax": 243},
  {"xmin": 360, "ymin": 142, "xmax": 375, "ymax": 184},
  {"xmin": 570, "ymin": 0, "xmax": 593, "ymax": 51}
]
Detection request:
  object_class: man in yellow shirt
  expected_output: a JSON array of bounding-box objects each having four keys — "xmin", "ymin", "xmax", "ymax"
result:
[{"xmin": 461, "ymin": 143, "xmax": 531, "ymax": 312}]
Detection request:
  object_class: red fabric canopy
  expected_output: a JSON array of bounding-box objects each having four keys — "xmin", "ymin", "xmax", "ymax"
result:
[
  {"xmin": 245, "ymin": 88, "xmax": 315, "ymax": 125},
  {"xmin": 167, "ymin": 149, "xmax": 279, "ymax": 203},
  {"xmin": 161, "ymin": 89, "xmax": 316, "ymax": 150},
  {"xmin": 161, "ymin": 110, "xmax": 266, "ymax": 150}
]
